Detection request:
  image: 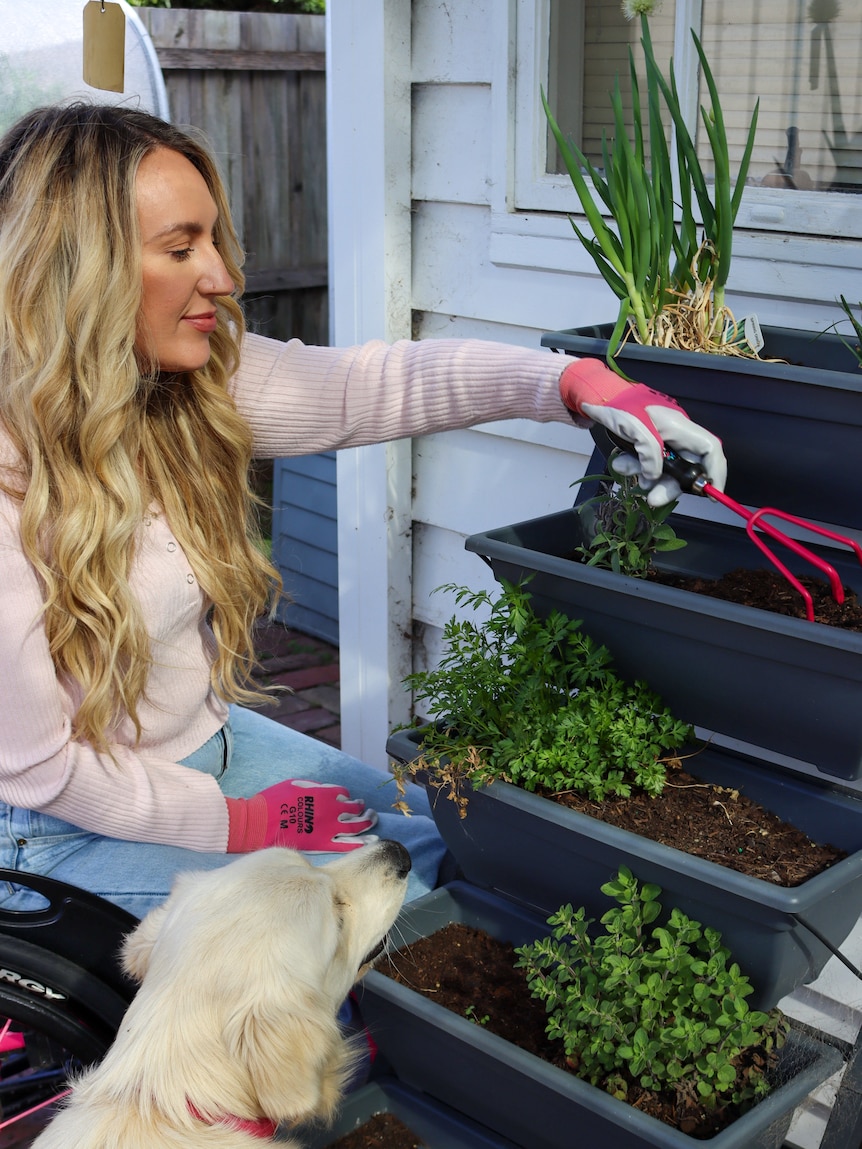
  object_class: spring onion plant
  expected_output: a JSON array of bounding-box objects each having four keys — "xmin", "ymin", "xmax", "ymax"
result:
[
  {"xmin": 543, "ymin": 7, "xmax": 759, "ymax": 364},
  {"xmin": 837, "ymin": 296, "xmax": 862, "ymax": 368}
]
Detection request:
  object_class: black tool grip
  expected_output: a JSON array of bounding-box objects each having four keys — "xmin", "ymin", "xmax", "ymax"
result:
[
  {"xmin": 603, "ymin": 430, "xmax": 708, "ymax": 494},
  {"xmin": 661, "ymin": 450, "xmax": 708, "ymax": 493}
]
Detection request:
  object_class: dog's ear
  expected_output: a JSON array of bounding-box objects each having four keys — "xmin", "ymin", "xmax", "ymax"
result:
[
  {"xmin": 121, "ymin": 903, "xmax": 170, "ymax": 983},
  {"xmin": 224, "ymin": 998, "xmax": 353, "ymax": 1124}
]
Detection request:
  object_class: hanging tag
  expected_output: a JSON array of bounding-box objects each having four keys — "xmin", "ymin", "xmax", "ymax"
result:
[{"xmin": 83, "ymin": 1, "xmax": 126, "ymax": 93}]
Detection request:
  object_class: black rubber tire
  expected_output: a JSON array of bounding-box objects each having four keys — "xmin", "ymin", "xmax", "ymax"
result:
[{"xmin": 0, "ymin": 941, "xmax": 122, "ymax": 1129}]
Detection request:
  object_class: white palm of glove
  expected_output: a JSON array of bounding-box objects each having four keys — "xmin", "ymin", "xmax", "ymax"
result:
[{"xmin": 581, "ymin": 400, "xmax": 727, "ymax": 507}]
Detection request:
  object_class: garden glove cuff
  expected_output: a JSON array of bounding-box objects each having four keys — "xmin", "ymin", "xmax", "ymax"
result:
[
  {"xmin": 559, "ymin": 359, "xmax": 727, "ymax": 507},
  {"xmin": 226, "ymin": 780, "xmax": 378, "ymax": 854}
]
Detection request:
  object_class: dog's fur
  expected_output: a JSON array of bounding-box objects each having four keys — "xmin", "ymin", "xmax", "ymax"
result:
[{"xmin": 30, "ymin": 840, "xmax": 411, "ymax": 1147}]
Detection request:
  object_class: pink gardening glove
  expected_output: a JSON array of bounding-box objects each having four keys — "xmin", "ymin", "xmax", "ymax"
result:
[
  {"xmin": 225, "ymin": 780, "xmax": 378, "ymax": 854},
  {"xmin": 559, "ymin": 358, "xmax": 727, "ymax": 507}
]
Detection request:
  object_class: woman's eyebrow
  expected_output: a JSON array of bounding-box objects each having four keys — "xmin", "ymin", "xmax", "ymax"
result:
[{"xmin": 148, "ymin": 221, "xmax": 209, "ymax": 242}]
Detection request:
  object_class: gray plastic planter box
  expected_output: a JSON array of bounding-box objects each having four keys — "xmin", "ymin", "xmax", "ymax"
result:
[
  {"xmin": 465, "ymin": 509, "xmax": 862, "ymax": 780},
  {"xmin": 542, "ymin": 324, "xmax": 862, "ymax": 528},
  {"xmin": 357, "ymin": 883, "xmax": 843, "ymax": 1149},
  {"xmin": 306, "ymin": 1079, "xmax": 519, "ymax": 1149},
  {"xmin": 387, "ymin": 727, "xmax": 862, "ymax": 1010}
]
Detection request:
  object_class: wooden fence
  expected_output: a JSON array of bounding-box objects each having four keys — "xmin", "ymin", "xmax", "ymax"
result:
[
  {"xmin": 137, "ymin": 7, "xmax": 328, "ymax": 348},
  {"xmin": 139, "ymin": 8, "xmax": 339, "ymax": 642}
]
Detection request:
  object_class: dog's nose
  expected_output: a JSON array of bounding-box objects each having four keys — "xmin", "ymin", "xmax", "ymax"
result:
[{"xmin": 379, "ymin": 839, "xmax": 412, "ymax": 878}]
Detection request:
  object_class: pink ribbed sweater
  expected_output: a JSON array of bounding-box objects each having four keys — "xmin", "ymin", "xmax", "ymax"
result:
[{"xmin": 0, "ymin": 333, "xmax": 585, "ymax": 852}]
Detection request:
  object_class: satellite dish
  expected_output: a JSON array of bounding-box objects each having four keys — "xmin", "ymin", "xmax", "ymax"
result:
[{"xmin": 0, "ymin": 0, "xmax": 170, "ymax": 132}]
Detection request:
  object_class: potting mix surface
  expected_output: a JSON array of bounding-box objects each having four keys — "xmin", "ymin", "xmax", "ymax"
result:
[
  {"xmin": 546, "ymin": 757, "xmax": 846, "ymax": 885},
  {"xmin": 649, "ymin": 567, "xmax": 862, "ymax": 629},
  {"xmin": 323, "ymin": 1112, "xmax": 423, "ymax": 1149}
]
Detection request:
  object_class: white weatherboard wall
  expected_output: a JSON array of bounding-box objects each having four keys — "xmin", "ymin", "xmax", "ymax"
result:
[{"xmin": 328, "ymin": 5, "xmax": 862, "ymax": 1142}]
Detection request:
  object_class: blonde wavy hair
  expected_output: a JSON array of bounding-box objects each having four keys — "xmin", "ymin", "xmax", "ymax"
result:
[{"xmin": 0, "ymin": 104, "xmax": 281, "ymax": 751}]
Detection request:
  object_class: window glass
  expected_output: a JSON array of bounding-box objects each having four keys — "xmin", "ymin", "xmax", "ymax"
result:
[
  {"xmin": 547, "ymin": 0, "xmax": 675, "ymax": 171},
  {"xmin": 698, "ymin": 2, "xmax": 862, "ymax": 193},
  {"xmin": 545, "ymin": 0, "xmax": 862, "ymax": 195}
]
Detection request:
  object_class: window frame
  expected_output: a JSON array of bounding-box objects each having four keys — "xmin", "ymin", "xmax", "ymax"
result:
[{"xmin": 512, "ymin": 0, "xmax": 862, "ymax": 240}]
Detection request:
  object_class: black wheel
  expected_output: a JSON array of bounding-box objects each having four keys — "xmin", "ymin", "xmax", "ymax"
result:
[
  {"xmin": 0, "ymin": 869, "xmax": 138, "ymax": 1146},
  {"xmin": 0, "ymin": 940, "xmax": 125, "ymax": 1140},
  {"xmin": 0, "ymin": 1003, "xmax": 93, "ymax": 1134}
]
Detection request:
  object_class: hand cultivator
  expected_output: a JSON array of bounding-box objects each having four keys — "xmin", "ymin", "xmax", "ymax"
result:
[{"xmin": 659, "ymin": 450, "xmax": 862, "ymax": 623}]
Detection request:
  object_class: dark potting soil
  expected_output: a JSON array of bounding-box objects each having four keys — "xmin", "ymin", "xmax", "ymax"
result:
[
  {"xmin": 384, "ymin": 923, "xmax": 777, "ymax": 1139},
  {"xmin": 649, "ymin": 566, "xmax": 862, "ymax": 630},
  {"xmin": 323, "ymin": 1112, "xmax": 424, "ymax": 1149},
  {"xmin": 545, "ymin": 562, "xmax": 850, "ymax": 884},
  {"xmin": 543, "ymin": 755, "xmax": 846, "ymax": 886}
]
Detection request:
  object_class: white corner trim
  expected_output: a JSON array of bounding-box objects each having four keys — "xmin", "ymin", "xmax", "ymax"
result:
[{"xmin": 327, "ymin": 0, "xmax": 413, "ymax": 769}]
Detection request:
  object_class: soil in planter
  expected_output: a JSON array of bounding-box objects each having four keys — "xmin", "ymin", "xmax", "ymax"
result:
[
  {"xmin": 540, "ymin": 755, "xmax": 847, "ymax": 885},
  {"xmin": 323, "ymin": 1112, "xmax": 424, "ymax": 1149},
  {"xmin": 384, "ymin": 923, "xmax": 778, "ymax": 1140},
  {"xmin": 421, "ymin": 758, "xmax": 847, "ymax": 886},
  {"xmin": 648, "ymin": 566, "xmax": 862, "ymax": 630},
  {"xmin": 531, "ymin": 561, "xmax": 851, "ymax": 881}
]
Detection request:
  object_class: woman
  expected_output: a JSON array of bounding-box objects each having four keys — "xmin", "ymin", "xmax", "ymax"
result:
[{"xmin": 0, "ymin": 104, "xmax": 725, "ymax": 916}]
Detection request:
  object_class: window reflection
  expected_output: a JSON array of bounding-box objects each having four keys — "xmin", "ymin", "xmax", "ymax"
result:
[
  {"xmin": 547, "ymin": 0, "xmax": 862, "ymax": 194},
  {"xmin": 701, "ymin": 1, "xmax": 861, "ymax": 192}
]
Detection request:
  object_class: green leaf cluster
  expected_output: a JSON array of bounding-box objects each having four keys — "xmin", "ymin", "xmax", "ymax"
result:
[
  {"xmin": 400, "ymin": 583, "xmax": 692, "ymax": 807},
  {"xmin": 516, "ymin": 867, "xmax": 788, "ymax": 1110},
  {"xmin": 575, "ymin": 471, "xmax": 687, "ymax": 578},
  {"xmin": 543, "ymin": 13, "xmax": 758, "ymax": 361}
]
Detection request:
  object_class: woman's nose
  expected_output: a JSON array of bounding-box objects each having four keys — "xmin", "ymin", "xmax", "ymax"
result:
[{"xmin": 201, "ymin": 247, "xmax": 235, "ymax": 296}]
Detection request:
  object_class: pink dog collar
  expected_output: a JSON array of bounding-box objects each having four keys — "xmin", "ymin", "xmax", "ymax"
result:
[{"xmin": 188, "ymin": 1100, "xmax": 277, "ymax": 1139}]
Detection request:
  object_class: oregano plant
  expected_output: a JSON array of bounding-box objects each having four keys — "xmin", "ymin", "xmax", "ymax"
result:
[
  {"xmin": 394, "ymin": 582, "xmax": 693, "ymax": 814},
  {"xmin": 515, "ymin": 866, "xmax": 788, "ymax": 1111}
]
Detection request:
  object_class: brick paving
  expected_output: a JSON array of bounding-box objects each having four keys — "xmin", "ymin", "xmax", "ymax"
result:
[{"xmin": 250, "ymin": 620, "xmax": 341, "ymax": 748}]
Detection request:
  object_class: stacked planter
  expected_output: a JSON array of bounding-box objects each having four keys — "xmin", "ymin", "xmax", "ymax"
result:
[
  {"xmin": 356, "ymin": 882, "xmax": 842, "ymax": 1149},
  {"xmin": 340, "ymin": 325, "xmax": 857, "ymax": 1149},
  {"xmin": 470, "ymin": 323, "xmax": 862, "ymax": 781}
]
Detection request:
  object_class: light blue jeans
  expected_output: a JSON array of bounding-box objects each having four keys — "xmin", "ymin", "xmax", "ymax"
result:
[{"xmin": 0, "ymin": 706, "xmax": 447, "ymax": 918}]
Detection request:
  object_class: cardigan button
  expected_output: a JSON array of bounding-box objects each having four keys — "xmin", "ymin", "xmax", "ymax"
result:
[{"xmin": 167, "ymin": 541, "xmax": 177, "ymax": 553}]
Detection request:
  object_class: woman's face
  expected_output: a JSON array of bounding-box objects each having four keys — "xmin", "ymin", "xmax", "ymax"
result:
[{"xmin": 135, "ymin": 147, "xmax": 235, "ymax": 373}]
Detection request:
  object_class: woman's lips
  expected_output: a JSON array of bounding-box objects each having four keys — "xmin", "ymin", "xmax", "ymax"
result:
[{"xmin": 183, "ymin": 313, "xmax": 218, "ymax": 333}]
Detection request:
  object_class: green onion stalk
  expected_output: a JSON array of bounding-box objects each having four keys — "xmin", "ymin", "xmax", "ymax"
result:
[
  {"xmin": 837, "ymin": 296, "xmax": 862, "ymax": 368},
  {"xmin": 544, "ymin": 7, "xmax": 759, "ymax": 366}
]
